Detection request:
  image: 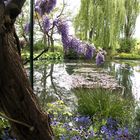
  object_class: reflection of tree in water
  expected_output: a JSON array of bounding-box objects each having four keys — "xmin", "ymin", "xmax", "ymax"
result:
[
  {"xmin": 39, "ymin": 63, "xmax": 62, "ymax": 108},
  {"xmin": 113, "ymin": 63, "xmax": 134, "ymax": 98},
  {"xmin": 33, "ymin": 62, "xmax": 60, "ymax": 109},
  {"xmin": 65, "ymin": 65, "xmax": 75, "ymax": 75},
  {"xmin": 103, "ymin": 61, "xmax": 134, "ymax": 98},
  {"xmin": 65, "ymin": 60, "xmax": 93, "ymax": 75},
  {"xmin": 65, "ymin": 60, "xmax": 80, "ymax": 75},
  {"xmin": 33, "ymin": 61, "xmax": 78, "ymax": 109}
]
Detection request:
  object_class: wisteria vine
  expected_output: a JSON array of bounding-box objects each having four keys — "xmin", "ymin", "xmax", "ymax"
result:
[
  {"xmin": 25, "ymin": 0, "xmax": 105, "ymax": 65},
  {"xmin": 35, "ymin": 0, "xmax": 57, "ymax": 16}
]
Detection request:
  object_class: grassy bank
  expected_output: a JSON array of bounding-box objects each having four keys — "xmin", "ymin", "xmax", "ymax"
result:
[{"xmin": 114, "ymin": 53, "xmax": 140, "ymax": 60}]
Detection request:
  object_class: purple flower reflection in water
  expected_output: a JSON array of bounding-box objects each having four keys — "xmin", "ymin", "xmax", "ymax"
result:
[{"xmin": 96, "ymin": 51, "xmax": 105, "ymax": 65}]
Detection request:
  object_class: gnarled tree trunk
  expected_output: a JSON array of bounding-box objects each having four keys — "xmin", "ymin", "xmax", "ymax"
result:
[{"xmin": 0, "ymin": 1, "xmax": 53, "ymax": 139}]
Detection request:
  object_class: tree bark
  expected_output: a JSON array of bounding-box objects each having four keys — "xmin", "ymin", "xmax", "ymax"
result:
[{"xmin": 0, "ymin": 1, "xmax": 53, "ymax": 140}]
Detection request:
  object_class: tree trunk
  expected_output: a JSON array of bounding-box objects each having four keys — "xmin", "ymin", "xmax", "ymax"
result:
[{"xmin": 0, "ymin": 1, "xmax": 53, "ymax": 140}]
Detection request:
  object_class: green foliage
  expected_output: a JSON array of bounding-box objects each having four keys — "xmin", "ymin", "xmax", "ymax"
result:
[
  {"xmin": 134, "ymin": 107, "xmax": 140, "ymax": 128},
  {"xmin": 122, "ymin": 0, "xmax": 140, "ymax": 39},
  {"xmin": 0, "ymin": 117, "xmax": 9, "ymax": 137},
  {"xmin": 46, "ymin": 100, "xmax": 72, "ymax": 117},
  {"xmin": 21, "ymin": 50, "xmax": 30, "ymax": 59},
  {"xmin": 74, "ymin": 88, "xmax": 134, "ymax": 126},
  {"xmin": 118, "ymin": 38, "xmax": 136, "ymax": 53},
  {"xmin": 115, "ymin": 53, "xmax": 140, "ymax": 60},
  {"xmin": 21, "ymin": 50, "xmax": 63, "ymax": 60},
  {"xmin": 44, "ymin": 98, "xmax": 135, "ymax": 139},
  {"xmin": 40, "ymin": 52, "xmax": 63, "ymax": 60},
  {"xmin": 74, "ymin": 0, "xmax": 140, "ymax": 52},
  {"xmin": 74, "ymin": 0, "xmax": 126, "ymax": 50},
  {"xmin": 34, "ymin": 40, "xmax": 46, "ymax": 51},
  {"xmin": 53, "ymin": 45, "xmax": 63, "ymax": 54},
  {"xmin": 64, "ymin": 48, "xmax": 79, "ymax": 59},
  {"xmin": 131, "ymin": 106, "xmax": 140, "ymax": 139},
  {"xmin": 134, "ymin": 40, "xmax": 140, "ymax": 55},
  {"xmin": 46, "ymin": 100, "xmax": 73, "ymax": 138}
]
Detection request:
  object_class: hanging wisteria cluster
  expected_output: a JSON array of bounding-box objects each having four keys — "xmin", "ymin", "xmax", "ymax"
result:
[
  {"xmin": 35, "ymin": 0, "xmax": 57, "ymax": 16},
  {"xmin": 54, "ymin": 19, "xmax": 96, "ymax": 59},
  {"xmin": 25, "ymin": 0, "xmax": 105, "ymax": 65},
  {"xmin": 42, "ymin": 16, "xmax": 50, "ymax": 33}
]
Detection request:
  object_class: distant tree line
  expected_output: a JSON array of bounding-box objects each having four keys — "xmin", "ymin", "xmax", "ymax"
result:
[{"xmin": 74, "ymin": 0, "xmax": 140, "ymax": 53}]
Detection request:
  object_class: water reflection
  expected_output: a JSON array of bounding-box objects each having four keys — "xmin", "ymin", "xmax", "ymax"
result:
[
  {"xmin": 106, "ymin": 61, "xmax": 134, "ymax": 98},
  {"xmin": 31, "ymin": 60, "xmax": 140, "ymax": 104},
  {"xmin": 105, "ymin": 60, "xmax": 140, "ymax": 100}
]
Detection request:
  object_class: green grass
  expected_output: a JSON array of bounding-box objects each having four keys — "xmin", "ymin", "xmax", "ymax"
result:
[
  {"xmin": 74, "ymin": 88, "xmax": 135, "ymax": 126},
  {"xmin": 114, "ymin": 53, "xmax": 140, "ymax": 60}
]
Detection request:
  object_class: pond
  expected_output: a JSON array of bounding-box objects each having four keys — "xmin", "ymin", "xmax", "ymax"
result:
[{"xmin": 27, "ymin": 59, "xmax": 140, "ymax": 103}]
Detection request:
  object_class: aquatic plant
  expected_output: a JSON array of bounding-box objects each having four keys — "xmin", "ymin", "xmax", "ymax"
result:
[{"xmin": 74, "ymin": 88, "xmax": 135, "ymax": 126}]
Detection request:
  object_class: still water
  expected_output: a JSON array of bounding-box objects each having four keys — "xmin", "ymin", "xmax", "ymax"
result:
[{"xmin": 28, "ymin": 59, "xmax": 140, "ymax": 104}]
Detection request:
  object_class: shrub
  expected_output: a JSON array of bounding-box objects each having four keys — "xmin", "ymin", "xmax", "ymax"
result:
[
  {"xmin": 34, "ymin": 40, "xmax": 46, "ymax": 51},
  {"xmin": 118, "ymin": 38, "xmax": 136, "ymax": 53}
]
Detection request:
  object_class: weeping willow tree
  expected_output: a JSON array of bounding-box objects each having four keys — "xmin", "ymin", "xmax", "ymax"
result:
[
  {"xmin": 74, "ymin": 0, "xmax": 140, "ymax": 52},
  {"xmin": 120, "ymin": 0, "xmax": 140, "ymax": 52}
]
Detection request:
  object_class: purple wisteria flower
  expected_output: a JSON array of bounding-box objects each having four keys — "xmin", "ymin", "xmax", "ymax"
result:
[
  {"xmin": 55, "ymin": 20, "xmax": 96, "ymax": 59},
  {"xmin": 35, "ymin": 5, "xmax": 43, "ymax": 16},
  {"xmin": 96, "ymin": 51, "xmax": 105, "ymax": 65},
  {"xmin": 35, "ymin": 0, "xmax": 46, "ymax": 16},
  {"xmin": 57, "ymin": 20, "xmax": 69, "ymax": 37},
  {"xmin": 42, "ymin": 16, "xmax": 50, "ymax": 33},
  {"xmin": 46, "ymin": 0, "xmax": 57, "ymax": 14},
  {"xmin": 53, "ymin": 18, "xmax": 60, "ymax": 26},
  {"xmin": 85, "ymin": 44, "xmax": 96, "ymax": 59},
  {"xmin": 35, "ymin": 0, "xmax": 56, "ymax": 16},
  {"xmin": 70, "ymin": 38, "xmax": 81, "ymax": 51}
]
